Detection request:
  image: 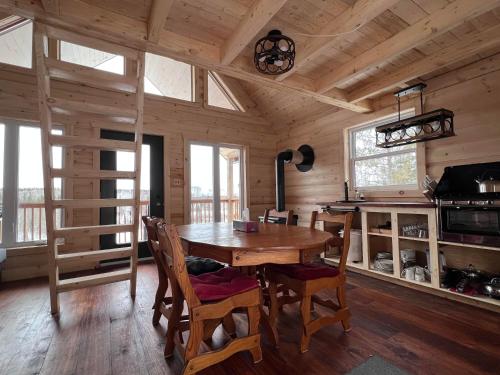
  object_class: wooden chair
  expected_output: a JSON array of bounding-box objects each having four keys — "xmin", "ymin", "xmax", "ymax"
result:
[
  {"xmin": 266, "ymin": 210, "xmax": 354, "ymax": 353},
  {"xmin": 143, "ymin": 216, "xmax": 172, "ymax": 326},
  {"xmin": 259, "ymin": 208, "xmax": 294, "ymax": 298},
  {"xmin": 155, "ymin": 221, "xmax": 262, "ymax": 375},
  {"xmin": 263, "ymin": 208, "xmax": 294, "ymax": 225},
  {"xmin": 143, "ymin": 216, "xmax": 227, "ymax": 330}
]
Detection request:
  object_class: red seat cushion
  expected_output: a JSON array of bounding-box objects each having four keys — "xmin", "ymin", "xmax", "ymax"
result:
[
  {"xmin": 190, "ymin": 267, "xmax": 259, "ymax": 302},
  {"xmin": 269, "ymin": 263, "xmax": 339, "ymax": 281}
]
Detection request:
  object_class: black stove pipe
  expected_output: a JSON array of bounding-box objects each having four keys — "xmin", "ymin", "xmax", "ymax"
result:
[
  {"xmin": 276, "ymin": 150, "xmax": 294, "ymax": 212},
  {"xmin": 275, "ymin": 145, "xmax": 315, "ymax": 212}
]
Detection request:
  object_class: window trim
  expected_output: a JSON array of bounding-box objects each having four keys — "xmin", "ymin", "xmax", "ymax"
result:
[
  {"xmin": 0, "ymin": 118, "xmax": 64, "ymax": 248},
  {"xmin": 205, "ymin": 71, "xmax": 244, "ymax": 112},
  {"xmin": 184, "ymin": 139, "xmax": 247, "ymax": 224},
  {"xmin": 344, "ymin": 108, "xmax": 426, "ymax": 197}
]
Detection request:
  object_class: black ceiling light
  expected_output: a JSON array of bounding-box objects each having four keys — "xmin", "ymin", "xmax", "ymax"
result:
[
  {"xmin": 376, "ymin": 83, "xmax": 455, "ymax": 148},
  {"xmin": 254, "ymin": 30, "xmax": 295, "ymax": 75}
]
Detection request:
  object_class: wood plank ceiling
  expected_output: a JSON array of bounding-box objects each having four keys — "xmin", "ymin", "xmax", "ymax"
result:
[{"xmin": 2, "ymin": 0, "xmax": 500, "ymax": 128}]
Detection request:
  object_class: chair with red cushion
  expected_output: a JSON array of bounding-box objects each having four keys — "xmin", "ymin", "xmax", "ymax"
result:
[
  {"xmin": 155, "ymin": 221, "xmax": 262, "ymax": 375},
  {"xmin": 143, "ymin": 216, "xmax": 224, "ymax": 327},
  {"xmin": 266, "ymin": 210, "xmax": 354, "ymax": 353}
]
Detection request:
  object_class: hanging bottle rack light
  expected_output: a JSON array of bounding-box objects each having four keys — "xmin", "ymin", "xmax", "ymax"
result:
[{"xmin": 375, "ymin": 83, "xmax": 455, "ymax": 148}]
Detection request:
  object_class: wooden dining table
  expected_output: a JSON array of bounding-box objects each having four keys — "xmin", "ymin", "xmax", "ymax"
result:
[{"xmin": 177, "ymin": 222, "xmax": 333, "ymax": 345}]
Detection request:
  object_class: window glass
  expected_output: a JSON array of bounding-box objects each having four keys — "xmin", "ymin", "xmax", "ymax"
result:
[
  {"xmin": 190, "ymin": 145, "xmax": 214, "ymax": 223},
  {"xmin": 17, "ymin": 127, "xmax": 63, "ymax": 242},
  {"xmin": 144, "ymin": 53, "xmax": 193, "ymax": 101},
  {"xmin": 349, "ymin": 111, "xmax": 417, "ymax": 190},
  {"xmin": 60, "ymin": 41, "xmax": 124, "ymax": 74},
  {"xmin": 115, "ymin": 145, "xmax": 150, "ymax": 244},
  {"xmin": 207, "ymin": 73, "xmax": 238, "ymax": 111},
  {"xmin": 0, "ymin": 19, "xmax": 33, "ymax": 68}
]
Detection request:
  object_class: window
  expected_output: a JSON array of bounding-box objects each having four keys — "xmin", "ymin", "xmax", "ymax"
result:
[
  {"xmin": 144, "ymin": 53, "xmax": 193, "ymax": 101},
  {"xmin": 60, "ymin": 41, "xmax": 125, "ymax": 74},
  {"xmin": 348, "ymin": 110, "xmax": 417, "ymax": 190},
  {"xmin": 207, "ymin": 72, "xmax": 240, "ymax": 111},
  {"xmin": 0, "ymin": 120, "xmax": 63, "ymax": 247},
  {"xmin": 0, "ymin": 17, "xmax": 33, "ymax": 68},
  {"xmin": 188, "ymin": 143, "xmax": 244, "ymax": 224}
]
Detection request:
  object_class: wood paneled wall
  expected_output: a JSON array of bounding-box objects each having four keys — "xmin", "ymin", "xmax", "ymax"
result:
[
  {"xmin": 277, "ymin": 53, "xmax": 500, "ymax": 225},
  {"xmin": 0, "ymin": 65, "xmax": 276, "ymax": 281}
]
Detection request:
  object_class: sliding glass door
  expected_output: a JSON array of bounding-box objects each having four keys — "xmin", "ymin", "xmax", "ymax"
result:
[{"xmin": 189, "ymin": 142, "xmax": 244, "ymax": 224}]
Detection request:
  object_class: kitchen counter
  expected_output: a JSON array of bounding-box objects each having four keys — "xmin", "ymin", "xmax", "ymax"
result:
[{"xmin": 318, "ymin": 201, "xmax": 437, "ymax": 209}]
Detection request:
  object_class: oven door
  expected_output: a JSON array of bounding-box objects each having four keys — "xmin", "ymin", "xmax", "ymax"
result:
[{"xmin": 439, "ymin": 205, "xmax": 500, "ymax": 246}]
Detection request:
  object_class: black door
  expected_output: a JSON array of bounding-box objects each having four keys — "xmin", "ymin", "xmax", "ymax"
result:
[{"xmin": 100, "ymin": 130, "xmax": 164, "ymax": 258}]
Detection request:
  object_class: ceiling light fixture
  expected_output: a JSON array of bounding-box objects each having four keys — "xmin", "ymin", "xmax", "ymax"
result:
[
  {"xmin": 376, "ymin": 83, "xmax": 455, "ymax": 148},
  {"xmin": 254, "ymin": 30, "xmax": 295, "ymax": 75}
]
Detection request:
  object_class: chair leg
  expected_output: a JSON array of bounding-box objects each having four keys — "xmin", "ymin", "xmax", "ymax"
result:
[
  {"xmin": 222, "ymin": 313, "xmax": 236, "ymax": 338},
  {"xmin": 152, "ymin": 275, "xmax": 168, "ymax": 326},
  {"xmin": 267, "ymin": 279, "xmax": 280, "ymax": 347},
  {"xmin": 247, "ymin": 305, "xmax": 262, "ymax": 364},
  {"xmin": 337, "ymin": 285, "xmax": 351, "ymax": 332},
  {"xmin": 182, "ymin": 321, "xmax": 204, "ymax": 375},
  {"xmin": 299, "ymin": 294, "xmax": 312, "ymax": 353},
  {"xmin": 164, "ymin": 288, "xmax": 183, "ymax": 358}
]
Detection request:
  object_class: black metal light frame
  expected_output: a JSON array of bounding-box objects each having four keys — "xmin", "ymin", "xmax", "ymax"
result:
[
  {"xmin": 376, "ymin": 83, "xmax": 455, "ymax": 148},
  {"xmin": 254, "ymin": 30, "xmax": 295, "ymax": 75}
]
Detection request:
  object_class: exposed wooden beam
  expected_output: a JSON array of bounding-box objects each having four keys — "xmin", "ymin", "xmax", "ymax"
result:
[
  {"xmin": 348, "ymin": 23, "xmax": 500, "ymax": 103},
  {"xmin": 316, "ymin": 0, "xmax": 500, "ymax": 94},
  {"xmin": 0, "ymin": 0, "xmax": 371, "ymax": 113},
  {"xmin": 221, "ymin": 0, "xmax": 288, "ymax": 65},
  {"xmin": 40, "ymin": 0, "xmax": 59, "ymax": 15},
  {"xmin": 275, "ymin": 0, "xmax": 399, "ymax": 82},
  {"xmin": 147, "ymin": 0, "xmax": 174, "ymax": 43}
]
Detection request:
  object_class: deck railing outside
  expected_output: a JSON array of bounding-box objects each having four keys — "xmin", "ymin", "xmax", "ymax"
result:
[
  {"xmin": 16, "ymin": 197, "xmax": 241, "ymax": 243},
  {"xmin": 190, "ymin": 197, "xmax": 240, "ymax": 224}
]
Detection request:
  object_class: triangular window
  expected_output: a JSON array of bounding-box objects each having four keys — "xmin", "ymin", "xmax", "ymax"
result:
[
  {"xmin": 0, "ymin": 16, "xmax": 32, "ymax": 68},
  {"xmin": 207, "ymin": 72, "xmax": 241, "ymax": 111}
]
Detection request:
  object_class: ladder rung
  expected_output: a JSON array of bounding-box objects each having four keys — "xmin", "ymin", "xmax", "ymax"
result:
[
  {"xmin": 51, "ymin": 169, "xmax": 136, "ymax": 180},
  {"xmin": 53, "ymin": 198, "xmax": 135, "ymax": 209},
  {"xmin": 57, "ymin": 268, "xmax": 132, "ymax": 293},
  {"xmin": 54, "ymin": 224, "xmax": 135, "ymax": 238},
  {"xmin": 47, "ymin": 97, "xmax": 137, "ymax": 119},
  {"xmin": 56, "ymin": 247, "xmax": 133, "ymax": 266},
  {"xmin": 46, "ymin": 58, "xmax": 138, "ymax": 93},
  {"xmin": 44, "ymin": 25, "xmax": 139, "ymax": 60},
  {"xmin": 49, "ymin": 134, "xmax": 136, "ymax": 151}
]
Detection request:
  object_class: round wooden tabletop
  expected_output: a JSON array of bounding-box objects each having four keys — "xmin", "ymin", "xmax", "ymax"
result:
[{"xmin": 177, "ymin": 222, "xmax": 332, "ymax": 251}]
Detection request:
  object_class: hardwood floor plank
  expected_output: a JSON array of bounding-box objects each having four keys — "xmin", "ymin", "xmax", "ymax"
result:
[{"xmin": 0, "ymin": 263, "xmax": 499, "ymax": 375}]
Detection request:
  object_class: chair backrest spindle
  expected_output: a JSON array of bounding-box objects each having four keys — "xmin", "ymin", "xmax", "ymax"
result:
[
  {"xmin": 263, "ymin": 208, "xmax": 294, "ymax": 225},
  {"xmin": 310, "ymin": 211, "xmax": 354, "ymax": 273},
  {"xmin": 156, "ymin": 222, "xmax": 201, "ymax": 307}
]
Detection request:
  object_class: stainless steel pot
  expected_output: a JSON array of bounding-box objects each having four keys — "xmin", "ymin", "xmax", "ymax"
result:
[{"xmin": 475, "ymin": 177, "xmax": 500, "ymax": 193}]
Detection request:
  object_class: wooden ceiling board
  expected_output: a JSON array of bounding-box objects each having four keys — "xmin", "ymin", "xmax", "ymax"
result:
[{"xmin": 82, "ymin": 0, "xmax": 151, "ymax": 22}]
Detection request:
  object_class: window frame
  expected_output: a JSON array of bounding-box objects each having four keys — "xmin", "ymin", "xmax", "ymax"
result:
[
  {"xmin": 0, "ymin": 17, "xmax": 34, "ymax": 70},
  {"xmin": 205, "ymin": 71, "xmax": 243, "ymax": 112},
  {"xmin": 185, "ymin": 140, "xmax": 247, "ymax": 224},
  {"xmin": 0, "ymin": 118, "xmax": 64, "ymax": 248},
  {"xmin": 345, "ymin": 109, "xmax": 425, "ymax": 197}
]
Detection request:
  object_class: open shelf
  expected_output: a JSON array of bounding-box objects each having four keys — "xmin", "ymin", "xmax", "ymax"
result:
[
  {"xmin": 438, "ymin": 241, "xmax": 500, "ymax": 252},
  {"xmin": 368, "ymin": 232, "xmax": 392, "ymax": 238},
  {"xmin": 399, "ymin": 235, "xmax": 429, "ymax": 242},
  {"xmin": 440, "ymin": 288, "xmax": 500, "ymax": 308}
]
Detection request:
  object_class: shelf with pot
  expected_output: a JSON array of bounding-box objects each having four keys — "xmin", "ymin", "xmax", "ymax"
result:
[{"xmin": 321, "ymin": 204, "xmax": 500, "ymax": 313}]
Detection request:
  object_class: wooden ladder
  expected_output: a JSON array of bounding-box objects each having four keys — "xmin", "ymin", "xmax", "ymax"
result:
[{"xmin": 33, "ymin": 23, "xmax": 145, "ymax": 314}]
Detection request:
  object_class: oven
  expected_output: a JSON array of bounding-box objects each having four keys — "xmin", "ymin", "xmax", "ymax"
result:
[{"xmin": 439, "ymin": 200, "xmax": 500, "ymax": 247}]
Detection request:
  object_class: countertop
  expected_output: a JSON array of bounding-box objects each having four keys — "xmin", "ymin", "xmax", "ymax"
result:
[{"xmin": 318, "ymin": 201, "xmax": 437, "ymax": 208}]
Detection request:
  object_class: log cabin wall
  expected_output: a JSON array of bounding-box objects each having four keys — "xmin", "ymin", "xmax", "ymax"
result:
[
  {"xmin": 0, "ymin": 64, "xmax": 276, "ymax": 281},
  {"xmin": 276, "ymin": 53, "xmax": 500, "ymax": 225}
]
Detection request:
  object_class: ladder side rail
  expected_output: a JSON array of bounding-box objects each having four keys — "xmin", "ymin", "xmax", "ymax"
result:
[{"xmin": 34, "ymin": 22, "xmax": 59, "ymax": 314}]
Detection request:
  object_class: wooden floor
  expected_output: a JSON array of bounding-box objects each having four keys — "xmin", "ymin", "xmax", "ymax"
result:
[{"xmin": 0, "ymin": 263, "xmax": 499, "ymax": 375}]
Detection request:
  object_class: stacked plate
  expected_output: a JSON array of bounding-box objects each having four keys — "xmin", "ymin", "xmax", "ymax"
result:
[{"xmin": 374, "ymin": 252, "xmax": 394, "ymax": 274}]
